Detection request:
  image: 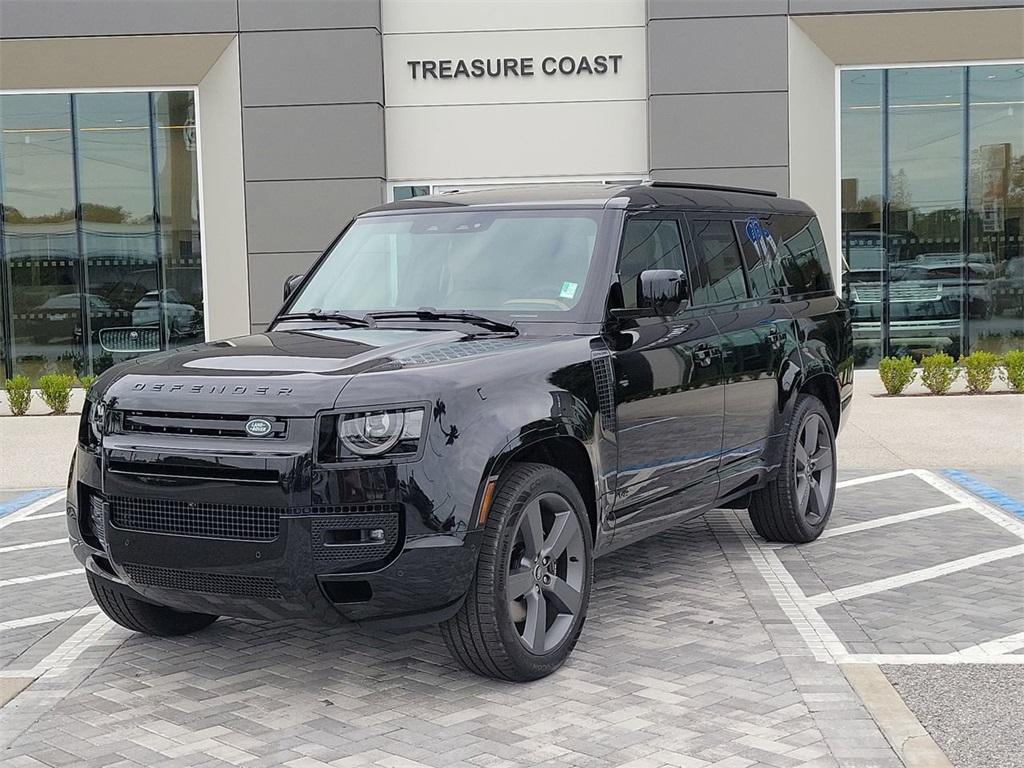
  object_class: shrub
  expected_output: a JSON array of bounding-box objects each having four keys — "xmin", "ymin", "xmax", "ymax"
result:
[
  {"xmin": 3, "ymin": 375, "xmax": 32, "ymax": 416},
  {"xmin": 878, "ymin": 356, "xmax": 916, "ymax": 395},
  {"xmin": 37, "ymin": 373, "xmax": 76, "ymax": 414},
  {"xmin": 78, "ymin": 375, "xmax": 97, "ymax": 391},
  {"xmin": 960, "ymin": 351, "xmax": 999, "ymax": 394},
  {"xmin": 920, "ymin": 353, "xmax": 959, "ymax": 395},
  {"xmin": 1002, "ymin": 350, "xmax": 1024, "ymax": 392}
]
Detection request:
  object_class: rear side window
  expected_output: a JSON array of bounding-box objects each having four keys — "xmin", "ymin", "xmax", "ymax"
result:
[
  {"xmin": 689, "ymin": 219, "xmax": 748, "ymax": 305},
  {"xmin": 737, "ymin": 214, "xmax": 834, "ymax": 297},
  {"xmin": 617, "ymin": 217, "xmax": 686, "ymax": 309},
  {"xmin": 736, "ymin": 217, "xmax": 783, "ymax": 299}
]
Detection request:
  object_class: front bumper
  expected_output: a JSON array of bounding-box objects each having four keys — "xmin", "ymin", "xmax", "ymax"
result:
[{"xmin": 69, "ymin": 441, "xmax": 481, "ymax": 629}]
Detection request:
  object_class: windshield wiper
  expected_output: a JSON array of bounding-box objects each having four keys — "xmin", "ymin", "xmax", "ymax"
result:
[
  {"xmin": 365, "ymin": 308, "xmax": 518, "ymax": 335},
  {"xmin": 276, "ymin": 309, "xmax": 373, "ymax": 327}
]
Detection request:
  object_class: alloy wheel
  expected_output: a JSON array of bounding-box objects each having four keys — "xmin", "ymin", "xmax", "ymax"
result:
[
  {"xmin": 794, "ymin": 413, "xmax": 834, "ymax": 523},
  {"xmin": 506, "ymin": 492, "xmax": 586, "ymax": 655}
]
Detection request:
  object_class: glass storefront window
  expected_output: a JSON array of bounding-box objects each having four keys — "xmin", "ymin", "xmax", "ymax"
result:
[
  {"xmin": 0, "ymin": 90, "xmax": 203, "ymax": 380},
  {"xmin": 840, "ymin": 64, "xmax": 1024, "ymax": 366},
  {"xmin": 967, "ymin": 65, "xmax": 1024, "ymax": 354},
  {"xmin": 840, "ymin": 69, "xmax": 885, "ymax": 366},
  {"xmin": 0, "ymin": 94, "xmax": 79, "ymax": 380}
]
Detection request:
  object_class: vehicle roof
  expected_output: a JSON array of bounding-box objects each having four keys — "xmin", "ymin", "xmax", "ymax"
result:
[{"xmin": 362, "ymin": 182, "xmax": 815, "ymax": 216}]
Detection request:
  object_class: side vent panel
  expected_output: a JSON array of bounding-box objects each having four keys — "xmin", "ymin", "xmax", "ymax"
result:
[{"xmin": 590, "ymin": 349, "xmax": 616, "ymax": 433}]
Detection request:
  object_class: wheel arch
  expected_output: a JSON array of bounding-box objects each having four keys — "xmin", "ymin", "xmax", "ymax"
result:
[
  {"xmin": 484, "ymin": 429, "xmax": 601, "ymax": 544},
  {"xmin": 799, "ymin": 373, "xmax": 841, "ymax": 434}
]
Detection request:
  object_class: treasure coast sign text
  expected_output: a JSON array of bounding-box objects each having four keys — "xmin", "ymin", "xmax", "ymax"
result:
[{"xmin": 407, "ymin": 54, "xmax": 624, "ymax": 80}]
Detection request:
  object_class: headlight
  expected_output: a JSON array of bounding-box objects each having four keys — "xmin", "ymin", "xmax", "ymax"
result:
[
  {"xmin": 318, "ymin": 407, "xmax": 425, "ymax": 462},
  {"xmin": 90, "ymin": 399, "xmax": 106, "ymax": 442}
]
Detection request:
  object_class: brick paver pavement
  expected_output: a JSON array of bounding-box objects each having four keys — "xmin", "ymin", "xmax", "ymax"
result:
[{"xmin": 2, "ymin": 468, "xmax": 1021, "ymax": 768}]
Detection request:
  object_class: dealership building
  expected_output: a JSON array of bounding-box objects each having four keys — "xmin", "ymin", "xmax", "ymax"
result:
[{"xmin": 0, "ymin": 0, "xmax": 1021, "ymax": 379}]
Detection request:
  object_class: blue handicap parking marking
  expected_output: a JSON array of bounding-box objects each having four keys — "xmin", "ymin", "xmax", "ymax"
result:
[
  {"xmin": 0, "ymin": 488, "xmax": 60, "ymax": 519},
  {"xmin": 941, "ymin": 469, "xmax": 1024, "ymax": 519}
]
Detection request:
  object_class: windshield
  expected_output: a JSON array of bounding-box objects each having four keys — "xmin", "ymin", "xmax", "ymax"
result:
[{"xmin": 288, "ymin": 209, "xmax": 601, "ymax": 317}]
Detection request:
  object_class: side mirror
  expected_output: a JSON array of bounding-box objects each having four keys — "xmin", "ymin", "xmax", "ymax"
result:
[
  {"xmin": 283, "ymin": 273, "xmax": 305, "ymax": 302},
  {"xmin": 637, "ymin": 269, "xmax": 688, "ymax": 316}
]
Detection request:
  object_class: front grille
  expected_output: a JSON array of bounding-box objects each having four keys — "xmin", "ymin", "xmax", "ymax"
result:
[
  {"xmin": 119, "ymin": 411, "xmax": 287, "ymax": 439},
  {"xmin": 98, "ymin": 326, "xmax": 160, "ymax": 353},
  {"xmin": 109, "ymin": 497, "xmax": 281, "ymax": 541},
  {"xmin": 107, "ymin": 496, "xmax": 404, "ymax": 544},
  {"xmin": 851, "ymin": 284, "xmax": 942, "ymax": 303},
  {"xmin": 123, "ymin": 563, "xmax": 282, "ymax": 599}
]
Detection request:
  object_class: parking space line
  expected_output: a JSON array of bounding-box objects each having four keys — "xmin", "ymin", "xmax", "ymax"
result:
[
  {"xmin": 953, "ymin": 631, "xmax": 1024, "ymax": 658},
  {"xmin": 818, "ymin": 502, "xmax": 966, "ymax": 539},
  {"xmin": 835, "ymin": 469, "xmax": 916, "ymax": 489},
  {"xmin": 837, "ymin": 653, "xmax": 1024, "ymax": 665},
  {"xmin": 807, "ymin": 544, "xmax": 1024, "ymax": 608},
  {"xmin": 0, "ymin": 607, "xmax": 100, "ymax": 634},
  {"xmin": 0, "ymin": 539, "xmax": 67, "ymax": 555},
  {"xmin": 719, "ymin": 512, "xmax": 846, "ymax": 663},
  {"xmin": 941, "ymin": 469, "xmax": 1024, "ymax": 518},
  {"xmin": 0, "ymin": 611, "xmax": 115, "ymax": 680},
  {"xmin": 0, "ymin": 569, "xmax": 82, "ymax": 589},
  {"xmin": 0, "ymin": 491, "xmax": 65, "ymax": 530},
  {"xmin": 0, "ymin": 489, "xmax": 59, "ymax": 519},
  {"xmin": 914, "ymin": 469, "xmax": 1024, "ymax": 542},
  {"xmin": 19, "ymin": 511, "xmax": 66, "ymax": 522},
  {"xmin": 731, "ymin": 469, "xmax": 1024, "ymax": 666}
]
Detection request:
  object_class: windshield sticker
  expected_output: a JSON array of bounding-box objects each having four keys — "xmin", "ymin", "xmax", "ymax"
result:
[{"xmin": 559, "ymin": 281, "xmax": 578, "ymax": 299}]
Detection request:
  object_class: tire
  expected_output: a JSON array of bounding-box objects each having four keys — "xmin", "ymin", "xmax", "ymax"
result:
[
  {"xmin": 87, "ymin": 570, "xmax": 219, "ymax": 637},
  {"xmin": 748, "ymin": 394, "xmax": 836, "ymax": 544},
  {"xmin": 441, "ymin": 462, "xmax": 594, "ymax": 682}
]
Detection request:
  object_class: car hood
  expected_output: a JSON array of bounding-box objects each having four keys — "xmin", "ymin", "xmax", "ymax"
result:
[{"xmin": 95, "ymin": 326, "xmax": 543, "ymax": 416}]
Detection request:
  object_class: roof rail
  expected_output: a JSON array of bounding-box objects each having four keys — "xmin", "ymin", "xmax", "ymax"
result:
[{"xmin": 645, "ymin": 180, "xmax": 778, "ymax": 198}]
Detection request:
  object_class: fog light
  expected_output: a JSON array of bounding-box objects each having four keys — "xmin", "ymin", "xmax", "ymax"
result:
[{"xmin": 367, "ymin": 529, "xmax": 385, "ymax": 543}]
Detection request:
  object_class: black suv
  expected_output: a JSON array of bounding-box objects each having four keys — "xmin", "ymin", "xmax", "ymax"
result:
[{"xmin": 69, "ymin": 182, "xmax": 853, "ymax": 681}]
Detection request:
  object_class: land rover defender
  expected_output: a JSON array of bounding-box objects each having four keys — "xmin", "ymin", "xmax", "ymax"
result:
[{"xmin": 69, "ymin": 182, "xmax": 853, "ymax": 681}]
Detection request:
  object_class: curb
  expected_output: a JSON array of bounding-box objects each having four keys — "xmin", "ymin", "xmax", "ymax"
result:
[{"xmin": 842, "ymin": 663, "xmax": 953, "ymax": 768}]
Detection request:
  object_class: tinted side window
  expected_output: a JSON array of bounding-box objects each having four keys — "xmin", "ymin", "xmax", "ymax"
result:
[
  {"xmin": 617, "ymin": 218, "xmax": 685, "ymax": 309},
  {"xmin": 771, "ymin": 215, "xmax": 834, "ymax": 295},
  {"xmin": 689, "ymin": 219, "xmax": 748, "ymax": 305}
]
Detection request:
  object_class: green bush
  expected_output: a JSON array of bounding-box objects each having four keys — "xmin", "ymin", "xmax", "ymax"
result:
[
  {"xmin": 920, "ymin": 353, "xmax": 959, "ymax": 395},
  {"xmin": 961, "ymin": 351, "xmax": 999, "ymax": 394},
  {"xmin": 878, "ymin": 356, "xmax": 916, "ymax": 395},
  {"xmin": 3, "ymin": 375, "xmax": 32, "ymax": 416},
  {"xmin": 37, "ymin": 373, "xmax": 76, "ymax": 414},
  {"xmin": 78, "ymin": 375, "xmax": 97, "ymax": 391},
  {"xmin": 1002, "ymin": 350, "xmax": 1024, "ymax": 392}
]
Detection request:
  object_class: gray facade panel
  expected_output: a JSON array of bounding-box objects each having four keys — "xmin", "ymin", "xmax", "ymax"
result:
[
  {"xmin": 651, "ymin": 166, "xmax": 790, "ymax": 195},
  {"xmin": 790, "ymin": 0, "xmax": 1024, "ymax": 12},
  {"xmin": 239, "ymin": 28, "xmax": 384, "ymax": 107},
  {"xmin": 0, "ymin": 0, "xmax": 238, "ymax": 38},
  {"xmin": 649, "ymin": 0, "xmax": 788, "ymax": 18},
  {"xmin": 238, "ymin": 0, "xmax": 380, "ymax": 32},
  {"xmin": 245, "ymin": 178, "xmax": 383, "ymax": 254},
  {"xmin": 243, "ymin": 104, "xmax": 385, "ymax": 181},
  {"xmin": 248, "ymin": 252, "xmax": 322, "ymax": 324},
  {"xmin": 649, "ymin": 16, "xmax": 789, "ymax": 95},
  {"xmin": 649, "ymin": 92, "xmax": 789, "ymax": 169}
]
